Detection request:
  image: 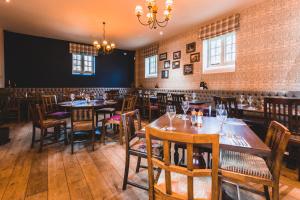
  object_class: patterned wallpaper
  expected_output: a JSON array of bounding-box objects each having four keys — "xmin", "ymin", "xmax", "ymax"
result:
[{"xmin": 135, "ymin": 0, "xmax": 300, "ymax": 91}]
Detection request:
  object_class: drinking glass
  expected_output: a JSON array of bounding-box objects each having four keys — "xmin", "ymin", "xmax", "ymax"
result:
[
  {"xmin": 85, "ymin": 94, "xmax": 90, "ymax": 103},
  {"xmin": 240, "ymin": 95, "xmax": 245, "ymax": 105},
  {"xmin": 70, "ymin": 93, "xmax": 75, "ymax": 104},
  {"xmin": 103, "ymin": 93, "xmax": 107, "ymax": 102},
  {"xmin": 181, "ymin": 101, "xmax": 190, "ymax": 120},
  {"xmin": 216, "ymin": 107, "xmax": 228, "ymax": 133},
  {"xmin": 248, "ymin": 96, "xmax": 253, "ymax": 108},
  {"xmin": 166, "ymin": 105, "xmax": 176, "ymax": 131},
  {"xmin": 192, "ymin": 92, "xmax": 196, "ymax": 100}
]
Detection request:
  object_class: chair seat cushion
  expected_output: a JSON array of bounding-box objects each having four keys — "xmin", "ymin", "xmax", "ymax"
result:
[
  {"xmin": 48, "ymin": 111, "xmax": 70, "ymax": 119},
  {"xmin": 43, "ymin": 119, "xmax": 66, "ymax": 128},
  {"xmin": 220, "ymin": 150, "xmax": 272, "ymax": 180},
  {"xmin": 157, "ymin": 170, "xmax": 212, "ymax": 199},
  {"xmin": 73, "ymin": 121, "xmax": 93, "ymax": 131},
  {"xmin": 130, "ymin": 138, "xmax": 162, "ymax": 156},
  {"xmin": 106, "ymin": 115, "xmax": 121, "ymax": 125}
]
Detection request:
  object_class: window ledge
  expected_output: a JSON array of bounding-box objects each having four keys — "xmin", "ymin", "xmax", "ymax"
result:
[
  {"xmin": 203, "ymin": 65, "xmax": 235, "ymax": 74},
  {"xmin": 145, "ymin": 74, "xmax": 158, "ymax": 79}
]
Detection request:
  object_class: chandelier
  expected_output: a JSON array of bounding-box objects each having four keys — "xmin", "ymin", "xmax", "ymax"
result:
[
  {"xmin": 93, "ymin": 22, "xmax": 115, "ymax": 54},
  {"xmin": 135, "ymin": 0, "xmax": 173, "ymax": 29}
]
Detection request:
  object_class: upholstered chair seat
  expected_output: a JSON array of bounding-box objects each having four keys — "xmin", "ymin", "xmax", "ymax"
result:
[
  {"xmin": 47, "ymin": 111, "xmax": 70, "ymax": 119},
  {"xmin": 220, "ymin": 150, "xmax": 273, "ymax": 180},
  {"xmin": 130, "ymin": 138, "xmax": 162, "ymax": 157}
]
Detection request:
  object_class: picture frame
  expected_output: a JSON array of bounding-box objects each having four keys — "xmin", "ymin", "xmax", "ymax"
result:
[
  {"xmin": 190, "ymin": 52, "xmax": 200, "ymax": 63},
  {"xmin": 159, "ymin": 52, "xmax": 168, "ymax": 61},
  {"xmin": 161, "ymin": 70, "xmax": 169, "ymax": 79},
  {"xmin": 183, "ymin": 64, "xmax": 193, "ymax": 75},
  {"xmin": 172, "ymin": 60, "xmax": 180, "ymax": 69},
  {"xmin": 164, "ymin": 60, "xmax": 170, "ymax": 69},
  {"xmin": 186, "ymin": 42, "xmax": 196, "ymax": 53},
  {"xmin": 173, "ymin": 51, "xmax": 181, "ymax": 60}
]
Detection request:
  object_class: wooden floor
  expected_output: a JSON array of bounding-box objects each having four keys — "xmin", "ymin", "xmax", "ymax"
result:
[{"xmin": 0, "ymin": 122, "xmax": 300, "ymax": 200}]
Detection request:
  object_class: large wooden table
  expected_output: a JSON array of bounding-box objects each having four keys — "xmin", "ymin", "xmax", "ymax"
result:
[{"xmin": 147, "ymin": 114, "xmax": 271, "ymax": 158}]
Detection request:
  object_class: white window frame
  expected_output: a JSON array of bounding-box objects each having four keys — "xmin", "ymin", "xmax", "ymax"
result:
[
  {"xmin": 202, "ymin": 32, "xmax": 236, "ymax": 74},
  {"xmin": 145, "ymin": 55, "xmax": 158, "ymax": 78},
  {"xmin": 72, "ymin": 54, "xmax": 95, "ymax": 75}
]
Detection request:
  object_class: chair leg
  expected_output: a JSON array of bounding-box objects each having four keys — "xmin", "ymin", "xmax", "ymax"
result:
[
  {"xmin": 63, "ymin": 125, "xmax": 68, "ymax": 145},
  {"xmin": 122, "ymin": 152, "xmax": 130, "ymax": 190},
  {"xmin": 91, "ymin": 130, "xmax": 95, "ymax": 151},
  {"xmin": 136, "ymin": 156, "xmax": 141, "ymax": 173},
  {"xmin": 31, "ymin": 126, "xmax": 36, "ymax": 148},
  {"xmin": 149, "ymin": 108, "xmax": 152, "ymax": 122},
  {"xmin": 101, "ymin": 124, "xmax": 106, "ymax": 145},
  {"xmin": 218, "ymin": 178, "xmax": 223, "ymax": 200},
  {"xmin": 272, "ymin": 184, "xmax": 279, "ymax": 200},
  {"xmin": 71, "ymin": 131, "xmax": 74, "ymax": 154},
  {"xmin": 119, "ymin": 123, "xmax": 123, "ymax": 145},
  {"xmin": 264, "ymin": 185, "xmax": 270, "ymax": 200},
  {"xmin": 39, "ymin": 128, "xmax": 45, "ymax": 153}
]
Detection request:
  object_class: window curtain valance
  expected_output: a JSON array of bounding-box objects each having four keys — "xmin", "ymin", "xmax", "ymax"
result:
[
  {"xmin": 142, "ymin": 43, "xmax": 159, "ymax": 58},
  {"xmin": 69, "ymin": 43, "xmax": 98, "ymax": 56},
  {"xmin": 199, "ymin": 14, "xmax": 240, "ymax": 40}
]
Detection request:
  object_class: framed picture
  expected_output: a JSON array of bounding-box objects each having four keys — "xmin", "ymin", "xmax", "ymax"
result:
[
  {"xmin": 164, "ymin": 60, "xmax": 170, "ymax": 69},
  {"xmin": 183, "ymin": 64, "xmax": 193, "ymax": 75},
  {"xmin": 190, "ymin": 52, "xmax": 200, "ymax": 63},
  {"xmin": 173, "ymin": 51, "xmax": 181, "ymax": 60},
  {"xmin": 159, "ymin": 52, "xmax": 167, "ymax": 61},
  {"xmin": 172, "ymin": 60, "xmax": 180, "ymax": 69},
  {"xmin": 161, "ymin": 70, "xmax": 169, "ymax": 79},
  {"xmin": 186, "ymin": 42, "xmax": 196, "ymax": 53}
]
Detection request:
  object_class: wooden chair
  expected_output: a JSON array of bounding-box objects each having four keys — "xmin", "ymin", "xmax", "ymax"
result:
[
  {"xmin": 146, "ymin": 127, "xmax": 220, "ymax": 200},
  {"xmin": 264, "ymin": 97, "xmax": 290, "ymax": 128},
  {"xmin": 122, "ymin": 109, "xmax": 162, "ymax": 190},
  {"xmin": 141, "ymin": 93, "xmax": 158, "ymax": 122},
  {"xmin": 7, "ymin": 92, "xmax": 20, "ymax": 122},
  {"xmin": 171, "ymin": 94, "xmax": 185, "ymax": 114},
  {"xmin": 213, "ymin": 96, "xmax": 238, "ymax": 117},
  {"xmin": 95, "ymin": 91, "xmax": 118, "ymax": 121},
  {"xmin": 104, "ymin": 95, "xmax": 136, "ymax": 145},
  {"xmin": 157, "ymin": 93, "xmax": 168, "ymax": 117},
  {"xmin": 70, "ymin": 107, "xmax": 96, "ymax": 154},
  {"xmin": 41, "ymin": 95, "xmax": 70, "ymax": 119},
  {"xmin": 29, "ymin": 103, "xmax": 67, "ymax": 152},
  {"xmin": 219, "ymin": 121, "xmax": 291, "ymax": 200}
]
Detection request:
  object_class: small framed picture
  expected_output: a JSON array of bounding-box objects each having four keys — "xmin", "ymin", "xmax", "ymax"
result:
[
  {"xmin": 161, "ymin": 70, "xmax": 169, "ymax": 79},
  {"xmin": 164, "ymin": 60, "xmax": 170, "ymax": 69},
  {"xmin": 183, "ymin": 64, "xmax": 193, "ymax": 75},
  {"xmin": 173, "ymin": 51, "xmax": 181, "ymax": 60},
  {"xmin": 172, "ymin": 60, "xmax": 180, "ymax": 69},
  {"xmin": 186, "ymin": 42, "xmax": 196, "ymax": 53},
  {"xmin": 159, "ymin": 52, "xmax": 167, "ymax": 61},
  {"xmin": 190, "ymin": 52, "xmax": 200, "ymax": 63}
]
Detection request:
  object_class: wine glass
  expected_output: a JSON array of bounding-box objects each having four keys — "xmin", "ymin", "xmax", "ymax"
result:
[
  {"xmin": 239, "ymin": 95, "xmax": 245, "ymax": 105},
  {"xmin": 70, "ymin": 93, "xmax": 75, "ymax": 104},
  {"xmin": 181, "ymin": 101, "xmax": 190, "ymax": 120},
  {"xmin": 85, "ymin": 94, "xmax": 90, "ymax": 103},
  {"xmin": 103, "ymin": 93, "xmax": 107, "ymax": 102},
  {"xmin": 166, "ymin": 105, "xmax": 176, "ymax": 131},
  {"xmin": 192, "ymin": 92, "xmax": 196, "ymax": 100},
  {"xmin": 216, "ymin": 106, "xmax": 228, "ymax": 133},
  {"xmin": 248, "ymin": 96, "xmax": 253, "ymax": 108}
]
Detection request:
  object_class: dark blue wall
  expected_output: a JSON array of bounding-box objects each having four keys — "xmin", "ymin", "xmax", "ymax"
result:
[{"xmin": 4, "ymin": 31, "xmax": 135, "ymax": 88}]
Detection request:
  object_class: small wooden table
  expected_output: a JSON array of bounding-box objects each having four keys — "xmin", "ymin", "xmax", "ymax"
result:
[{"xmin": 148, "ymin": 115, "xmax": 271, "ymax": 158}]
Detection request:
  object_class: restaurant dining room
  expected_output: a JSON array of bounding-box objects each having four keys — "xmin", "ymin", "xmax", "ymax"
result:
[{"xmin": 0, "ymin": 0, "xmax": 299, "ymax": 199}]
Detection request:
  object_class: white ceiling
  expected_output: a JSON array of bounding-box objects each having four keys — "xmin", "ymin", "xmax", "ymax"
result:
[{"xmin": 0, "ymin": 0, "xmax": 262, "ymax": 50}]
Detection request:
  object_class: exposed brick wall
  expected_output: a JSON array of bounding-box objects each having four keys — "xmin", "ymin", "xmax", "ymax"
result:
[{"xmin": 135, "ymin": 0, "xmax": 300, "ymax": 91}]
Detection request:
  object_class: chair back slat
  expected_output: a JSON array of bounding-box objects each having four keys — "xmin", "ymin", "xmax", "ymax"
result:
[
  {"xmin": 121, "ymin": 109, "xmax": 142, "ymax": 152},
  {"xmin": 265, "ymin": 121, "xmax": 291, "ymax": 183},
  {"xmin": 264, "ymin": 97, "xmax": 290, "ymax": 128},
  {"xmin": 71, "ymin": 107, "xmax": 94, "ymax": 122},
  {"xmin": 121, "ymin": 95, "xmax": 136, "ymax": 114},
  {"xmin": 213, "ymin": 96, "xmax": 238, "ymax": 117},
  {"xmin": 157, "ymin": 93, "xmax": 168, "ymax": 116},
  {"xmin": 42, "ymin": 95, "xmax": 57, "ymax": 114},
  {"xmin": 290, "ymin": 99, "xmax": 300, "ymax": 134},
  {"xmin": 146, "ymin": 127, "xmax": 219, "ymax": 200}
]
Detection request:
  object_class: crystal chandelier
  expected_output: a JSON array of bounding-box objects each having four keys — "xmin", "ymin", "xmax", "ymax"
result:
[
  {"xmin": 135, "ymin": 0, "xmax": 173, "ymax": 29},
  {"xmin": 93, "ymin": 22, "xmax": 115, "ymax": 55}
]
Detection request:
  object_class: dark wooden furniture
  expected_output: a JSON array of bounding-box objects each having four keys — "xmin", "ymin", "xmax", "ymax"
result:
[
  {"xmin": 121, "ymin": 109, "xmax": 162, "ymax": 191},
  {"xmin": 7, "ymin": 92, "xmax": 20, "ymax": 122},
  {"xmin": 171, "ymin": 94, "xmax": 185, "ymax": 114},
  {"xmin": 141, "ymin": 93, "xmax": 158, "ymax": 122},
  {"xmin": 220, "ymin": 121, "xmax": 291, "ymax": 200},
  {"xmin": 70, "ymin": 107, "xmax": 96, "ymax": 154},
  {"xmin": 29, "ymin": 104, "xmax": 67, "ymax": 152},
  {"xmin": 213, "ymin": 96, "xmax": 238, "ymax": 117},
  {"xmin": 104, "ymin": 96, "xmax": 136, "ymax": 145},
  {"xmin": 95, "ymin": 90, "xmax": 119, "ymax": 121},
  {"xmin": 145, "ymin": 125, "xmax": 220, "ymax": 200},
  {"xmin": 41, "ymin": 95, "xmax": 70, "ymax": 119},
  {"xmin": 156, "ymin": 93, "xmax": 168, "ymax": 116}
]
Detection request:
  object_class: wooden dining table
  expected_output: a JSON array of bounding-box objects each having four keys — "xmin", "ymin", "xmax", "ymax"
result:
[
  {"xmin": 147, "ymin": 114, "xmax": 271, "ymax": 158},
  {"xmin": 58, "ymin": 99, "xmax": 117, "ymax": 109}
]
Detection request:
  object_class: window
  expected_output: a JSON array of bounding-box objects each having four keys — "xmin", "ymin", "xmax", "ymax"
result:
[
  {"xmin": 145, "ymin": 55, "xmax": 158, "ymax": 78},
  {"xmin": 203, "ymin": 32, "xmax": 236, "ymax": 74},
  {"xmin": 72, "ymin": 54, "xmax": 95, "ymax": 75}
]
